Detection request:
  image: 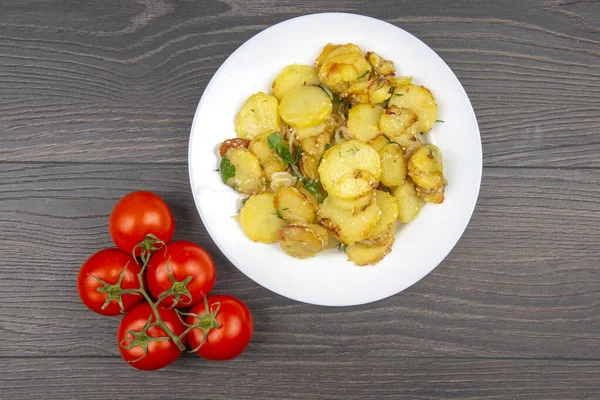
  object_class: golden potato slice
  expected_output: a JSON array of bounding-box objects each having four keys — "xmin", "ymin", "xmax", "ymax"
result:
[
  {"xmin": 329, "ymin": 190, "xmax": 375, "ymax": 213},
  {"xmin": 343, "ymin": 78, "xmax": 392, "ymax": 105},
  {"xmin": 324, "ymin": 235, "xmax": 341, "ymax": 249},
  {"xmin": 298, "ymin": 186, "xmax": 319, "ymax": 208},
  {"xmin": 315, "ymin": 43, "xmax": 340, "ymax": 71},
  {"xmin": 347, "ymin": 104, "xmax": 384, "ymax": 142},
  {"xmin": 300, "ymin": 153, "xmax": 320, "ymax": 180},
  {"xmin": 278, "ymin": 223, "xmax": 329, "ymax": 259},
  {"xmin": 368, "ymin": 134, "xmax": 390, "ymax": 152},
  {"xmin": 294, "ymin": 121, "xmax": 329, "ymax": 140},
  {"xmin": 279, "ymin": 86, "xmax": 332, "ymax": 128},
  {"xmin": 379, "ymin": 105, "xmax": 418, "ymax": 138},
  {"xmin": 408, "ymin": 144, "xmax": 445, "ymax": 191},
  {"xmin": 392, "ymin": 126, "xmax": 423, "ymax": 156},
  {"xmin": 343, "ymin": 80, "xmax": 370, "ymax": 104},
  {"xmin": 358, "ymin": 225, "xmax": 394, "ymax": 248},
  {"xmin": 318, "ymin": 140, "xmax": 381, "ymax": 199},
  {"xmin": 239, "ymin": 193, "xmax": 286, "ymax": 243},
  {"xmin": 388, "ymin": 76, "xmax": 412, "ymax": 89},
  {"xmin": 300, "ymin": 130, "xmax": 333, "ymax": 157},
  {"xmin": 274, "ymin": 187, "xmax": 316, "ymax": 223},
  {"xmin": 418, "ymin": 186, "xmax": 445, "ymax": 204},
  {"xmin": 368, "ymin": 190, "xmax": 399, "ymax": 238},
  {"xmin": 272, "ymin": 64, "xmax": 320, "ymax": 101},
  {"xmin": 318, "ymin": 196, "xmax": 381, "ymax": 244},
  {"xmin": 379, "ymin": 143, "xmax": 407, "ymax": 187},
  {"xmin": 346, "ymin": 233, "xmax": 395, "ymax": 266},
  {"xmin": 248, "ymin": 134, "xmax": 287, "ymax": 180},
  {"xmin": 388, "ymin": 84, "xmax": 438, "ymax": 133},
  {"xmin": 221, "ymin": 148, "xmax": 265, "ymax": 195},
  {"xmin": 392, "ymin": 179, "xmax": 424, "ymax": 223},
  {"xmin": 235, "ymin": 92, "xmax": 281, "ymax": 140},
  {"xmin": 366, "ymin": 52, "xmax": 396, "ymax": 76},
  {"xmin": 368, "ymin": 78, "xmax": 393, "ymax": 104},
  {"xmin": 317, "ymin": 43, "xmax": 372, "ymax": 93}
]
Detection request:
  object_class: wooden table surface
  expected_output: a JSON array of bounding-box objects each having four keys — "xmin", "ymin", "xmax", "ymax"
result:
[{"xmin": 1, "ymin": 0, "xmax": 599, "ymax": 398}]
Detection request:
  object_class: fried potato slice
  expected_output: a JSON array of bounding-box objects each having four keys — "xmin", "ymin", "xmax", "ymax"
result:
[
  {"xmin": 272, "ymin": 64, "xmax": 320, "ymax": 101},
  {"xmin": 388, "ymin": 84, "xmax": 438, "ymax": 134},
  {"xmin": 278, "ymin": 223, "xmax": 329, "ymax": 258},
  {"xmin": 318, "ymin": 196, "xmax": 381, "ymax": 244},
  {"xmin": 274, "ymin": 187, "xmax": 316, "ymax": 224},
  {"xmin": 318, "ymin": 140, "xmax": 381, "ymax": 199},
  {"xmin": 239, "ymin": 193, "xmax": 286, "ymax": 243},
  {"xmin": 346, "ymin": 229, "xmax": 395, "ymax": 266},
  {"xmin": 221, "ymin": 148, "xmax": 265, "ymax": 195},
  {"xmin": 392, "ymin": 179, "xmax": 424, "ymax": 223},
  {"xmin": 235, "ymin": 92, "xmax": 281, "ymax": 140}
]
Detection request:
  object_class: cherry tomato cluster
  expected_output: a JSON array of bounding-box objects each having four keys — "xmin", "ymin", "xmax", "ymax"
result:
[{"xmin": 77, "ymin": 191, "xmax": 253, "ymax": 370}]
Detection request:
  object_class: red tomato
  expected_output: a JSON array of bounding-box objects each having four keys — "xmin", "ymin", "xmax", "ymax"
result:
[
  {"xmin": 186, "ymin": 295, "xmax": 253, "ymax": 360},
  {"xmin": 146, "ymin": 241, "xmax": 216, "ymax": 308},
  {"xmin": 117, "ymin": 302, "xmax": 186, "ymax": 370},
  {"xmin": 109, "ymin": 191, "xmax": 175, "ymax": 256},
  {"xmin": 77, "ymin": 249, "xmax": 143, "ymax": 316}
]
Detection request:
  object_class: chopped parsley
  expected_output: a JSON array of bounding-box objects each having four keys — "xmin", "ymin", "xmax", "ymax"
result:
[
  {"xmin": 268, "ymin": 133, "xmax": 298, "ymax": 165},
  {"xmin": 303, "ymin": 179, "xmax": 327, "ymax": 203},
  {"xmin": 219, "ymin": 156, "xmax": 236, "ymax": 183}
]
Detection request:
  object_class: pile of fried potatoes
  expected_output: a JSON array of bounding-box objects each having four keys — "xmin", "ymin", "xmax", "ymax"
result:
[{"xmin": 217, "ymin": 43, "xmax": 447, "ymax": 266}]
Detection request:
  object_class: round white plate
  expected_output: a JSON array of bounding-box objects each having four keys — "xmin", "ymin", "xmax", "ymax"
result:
[{"xmin": 188, "ymin": 13, "xmax": 482, "ymax": 306}]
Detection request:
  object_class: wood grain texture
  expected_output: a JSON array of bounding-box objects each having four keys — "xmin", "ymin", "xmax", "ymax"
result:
[
  {"xmin": 1, "ymin": 1, "xmax": 600, "ymax": 398},
  {"xmin": 1, "ymin": 357, "xmax": 599, "ymax": 400},
  {"xmin": 0, "ymin": 0, "xmax": 599, "ymax": 166},
  {"xmin": 0, "ymin": 164, "xmax": 598, "ymax": 359}
]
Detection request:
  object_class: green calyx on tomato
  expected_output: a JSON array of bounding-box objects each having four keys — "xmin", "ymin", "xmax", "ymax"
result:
[
  {"xmin": 133, "ymin": 233, "xmax": 166, "ymax": 265},
  {"xmin": 88, "ymin": 262, "xmax": 140, "ymax": 313},
  {"xmin": 119, "ymin": 315, "xmax": 171, "ymax": 363},
  {"xmin": 176, "ymin": 296, "xmax": 222, "ymax": 352},
  {"xmin": 158, "ymin": 261, "xmax": 194, "ymax": 309}
]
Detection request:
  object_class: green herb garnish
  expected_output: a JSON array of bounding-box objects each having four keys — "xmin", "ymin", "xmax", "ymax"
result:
[
  {"xmin": 435, "ymin": 119, "xmax": 445, "ymax": 123},
  {"xmin": 358, "ymin": 70, "xmax": 369, "ymax": 79},
  {"xmin": 268, "ymin": 133, "xmax": 298, "ymax": 165},
  {"xmin": 337, "ymin": 243, "xmax": 348, "ymax": 252},
  {"xmin": 303, "ymin": 179, "xmax": 327, "ymax": 203},
  {"xmin": 219, "ymin": 156, "xmax": 236, "ymax": 183}
]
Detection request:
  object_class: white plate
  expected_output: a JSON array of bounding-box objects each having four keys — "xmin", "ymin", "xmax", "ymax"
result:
[{"xmin": 188, "ymin": 13, "xmax": 482, "ymax": 306}]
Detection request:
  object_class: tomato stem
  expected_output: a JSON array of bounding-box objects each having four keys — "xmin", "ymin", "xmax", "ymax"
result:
[
  {"xmin": 116, "ymin": 234, "xmax": 218, "ymax": 359},
  {"xmin": 133, "ymin": 241, "xmax": 187, "ymax": 352},
  {"xmin": 116, "ymin": 234, "xmax": 189, "ymax": 358}
]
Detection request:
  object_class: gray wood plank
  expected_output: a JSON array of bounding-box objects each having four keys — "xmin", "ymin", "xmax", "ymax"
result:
[
  {"xmin": 0, "ymin": 163, "xmax": 598, "ymax": 358},
  {"xmin": 1, "ymin": 0, "xmax": 599, "ymax": 166},
  {"xmin": 0, "ymin": 357, "xmax": 599, "ymax": 400}
]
